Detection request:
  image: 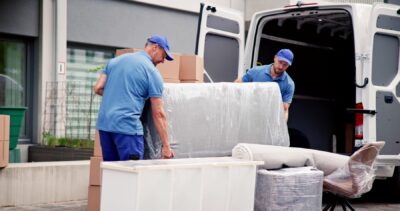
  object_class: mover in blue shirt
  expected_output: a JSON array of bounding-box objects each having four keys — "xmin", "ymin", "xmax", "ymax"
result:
[
  {"xmin": 94, "ymin": 35, "xmax": 174, "ymax": 161},
  {"xmin": 235, "ymin": 49, "xmax": 295, "ymax": 122}
]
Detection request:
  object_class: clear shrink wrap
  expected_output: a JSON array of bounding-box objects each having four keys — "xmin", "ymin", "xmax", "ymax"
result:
[
  {"xmin": 323, "ymin": 141, "xmax": 385, "ymax": 198},
  {"xmin": 233, "ymin": 142, "xmax": 386, "ymax": 201},
  {"xmin": 142, "ymin": 82, "xmax": 289, "ymax": 159},
  {"xmin": 255, "ymin": 167, "xmax": 323, "ymax": 211}
]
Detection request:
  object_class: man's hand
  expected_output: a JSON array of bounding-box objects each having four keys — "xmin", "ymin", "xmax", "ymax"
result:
[
  {"xmin": 94, "ymin": 73, "xmax": 107, "ymax": 96},
  {"xmin": 234, "ymin": 78, "xmax": 243, "ymax": 83},
  {"xmin": 151, "ymin": 97, "xmax": 174, "ymax": 159},
  {"xmin": 283, "ymin": 102, "xmax": 290, "ymax": 122},
  {"xmin": 162, "ymin": 145, "xmax": 174, "ymax": 159}
]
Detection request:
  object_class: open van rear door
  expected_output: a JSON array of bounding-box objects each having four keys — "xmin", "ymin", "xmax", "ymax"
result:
[
  {"xmin": 366, "ymin": 3, "xmax": 400, "ymax": 154},
  {"xmin": 196, "ymin": 3, "xmax": 244, "ymax": 82}
]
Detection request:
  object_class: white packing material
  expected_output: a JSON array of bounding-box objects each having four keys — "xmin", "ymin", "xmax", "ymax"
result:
[
  {"xmin": 232, "ymin": 143, "xmax": 349, "ymax": 175},
  {"xmin": 254, "ymin": 167, "xmax": 323, "ymax": 211},
  {"xmin": 232, "ymin": 143, "xmax": 315, "ymax": 169},
  {"xmin": 142, "ymin": 82, "xmax": 289, "ymax": 159}
]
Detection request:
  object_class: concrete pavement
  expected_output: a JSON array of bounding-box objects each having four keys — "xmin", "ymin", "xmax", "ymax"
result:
[
  {"xmin": 0, "ymin": 200, "xmax": 87, "ymax": 211},
  {"xmin": 1, "ymin": 200, "xmax": 400, "ymax": 211}
]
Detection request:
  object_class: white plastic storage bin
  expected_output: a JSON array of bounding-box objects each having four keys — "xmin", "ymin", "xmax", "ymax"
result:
[{"xmin": 101, "ymin": 157, "xmax": 262, "ymax": 211}]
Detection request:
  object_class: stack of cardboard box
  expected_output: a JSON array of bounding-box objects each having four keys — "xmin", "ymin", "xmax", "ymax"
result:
[
  {"xmin": 0, "ymin": 115, "xmax": 10, "ymax": 168},
  {"xmin": 115, "ymin": 48, "xmax": 204, "ymax": 83},
  {"xmin": 180, "ymin": 55, "xmax": 204, "ymax": 83},
  {"xmin": 87, "ymin": 130, "xmax": 102, "ymax": 211},
  {"xmin": 157, "ymin": 53, "xmax": 181, "ymax": 83}
]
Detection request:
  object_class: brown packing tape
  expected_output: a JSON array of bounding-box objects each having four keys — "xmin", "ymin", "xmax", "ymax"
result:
[
  {"xmin": 0, "ymin": 140, "xmax": 9, "ymax": 167},
  {"xmin": 87, "ymin": 185, "xmax": 101, "ymax": 211},
  {"xmin": 89, "ymin": 156, "xmax": 103, "ymax": 186},
  {"xmin": 0, "ymin": 115, "xmax": 10, "ymax": 141}
]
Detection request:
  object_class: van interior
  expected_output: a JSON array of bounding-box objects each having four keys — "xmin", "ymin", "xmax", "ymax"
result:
[{"xmin": 254, "ymin": 9, "xmax": 356, "ymax": 153}]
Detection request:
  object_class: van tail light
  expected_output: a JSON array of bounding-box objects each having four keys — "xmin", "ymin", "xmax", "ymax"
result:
[{"xmin": 355, "ymin": 102, "xmax": 364, "ymax": 139}]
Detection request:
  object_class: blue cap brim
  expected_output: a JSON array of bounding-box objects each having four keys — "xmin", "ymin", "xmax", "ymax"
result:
[
  {"xmin": 165, "ymin": 50, "xmax": 174, "ymax": 61},
  {"xmin": 277, "ymin": 56, "xmax": 292, "ymax": 66}
]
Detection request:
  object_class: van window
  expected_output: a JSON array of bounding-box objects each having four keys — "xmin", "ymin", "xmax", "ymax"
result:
[
  {"xmin": 203, "ymin": 34, "xmax": 239, "ymax": 82},
  {"xmin": 372, "ymin": 33, "xmax": 399, "ymax": 86},
  {"xmin": 207, "ymin": 15, "xmax": 239, "ymax": 34}
]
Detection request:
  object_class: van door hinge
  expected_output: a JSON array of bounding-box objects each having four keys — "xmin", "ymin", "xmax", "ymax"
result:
[
  {"xmin": 356, "ymin": 53, "xmax": 369, "ymax": 61},
  {"xmin": 355, "ymin": 53, "xmax": 369, "ymax": 88}
]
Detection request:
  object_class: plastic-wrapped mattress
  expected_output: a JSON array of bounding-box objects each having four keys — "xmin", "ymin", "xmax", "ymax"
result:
[{"xmin": 142, "ymin": 82, "xmax": 289, "ymax": 159}]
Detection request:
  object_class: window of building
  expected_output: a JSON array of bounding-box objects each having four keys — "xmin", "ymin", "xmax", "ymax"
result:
[
  {"xmin": 65, "ymin": 44, "xmax": 115, "ymax": 140},
  {"xmin": 0, "ymin": 37, "xmax": 32, "ymax": 140}
]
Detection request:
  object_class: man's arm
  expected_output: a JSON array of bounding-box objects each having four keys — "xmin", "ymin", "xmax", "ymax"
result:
[
  {"xmin": 94, "ymin": 73, "xmax": 107, "ymax": 96},
  {"xmin": 235, "ymin": 68, "xmax": 254, "ymax": 83},
  {"xmin": 150, "ymin": 97, "xmax": 174, "ymax": 159},
  {"xmin": 283, "ymin": 102, "xmax": 290, "ymax": 122}
]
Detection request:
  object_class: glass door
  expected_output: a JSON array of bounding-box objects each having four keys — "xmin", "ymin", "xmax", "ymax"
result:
[
  {"xmin": 0, "ymin": 38, "xmax": 29, "ymax": 141},
  {"xmin": 0, "ymin": 39, "xmax": 26, "ymax": 107}
]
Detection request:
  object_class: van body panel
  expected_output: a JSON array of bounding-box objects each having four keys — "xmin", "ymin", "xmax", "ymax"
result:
[
  {"xmin": 244, "ymin": 4, "xmax": 373, "ymax": 72},
  {"xmin": 197, "ymin": 4, "xmax": 244, "ymax": 82},
  {"xmin": 365, "ymin": 3, "xmax": 400, "ymax": 154},
  {"xmin": 241, "ymin": 2, "xmax": 400, "ymax": 156},
  {"xmin": 243, "ymin": 4, "xmax": 357, "ymax": 151},
  {"xmin": 196, "ymin": 2, "xmax": 400, "ymax": 173}
]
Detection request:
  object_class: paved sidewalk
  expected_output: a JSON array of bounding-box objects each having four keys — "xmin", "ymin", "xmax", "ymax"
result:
[
  {"xmin": 1, "ymin": 200, "xmax": 400, "ymax": 211},
  {"xmin": 0, "ymin": 200, "xmax": 87, "ymax": 211},
  {"xmin": 329, "ymin": 202, "xmax": 400, "ymax": 211}
]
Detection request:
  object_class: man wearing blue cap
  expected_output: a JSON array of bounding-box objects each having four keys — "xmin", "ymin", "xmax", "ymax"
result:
[
  {"xmin": 94, "ymin": 34, "xmax": 174, "ymax": 161},
  {"xmin": 235, "ymin": 49, "xmax": 295, "ymax": 121}
]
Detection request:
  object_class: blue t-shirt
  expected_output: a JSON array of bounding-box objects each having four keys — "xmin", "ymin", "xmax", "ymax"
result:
[
  {"xmin": 242, "ymin": 64, "xmax": 295, "ymax": 103},
  {"xmin": 96, "ymin": 51, "xmax": 164, "ymax": 135}
]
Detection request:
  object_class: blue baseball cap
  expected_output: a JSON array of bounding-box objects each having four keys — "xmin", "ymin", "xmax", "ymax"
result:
[
  {"xmin": 148, "ymin": 35, "xmax": 174, "ymax": 61},
  {"xmin": 276, "ymin": 49, "xmax": 294, "ymax": 66}
]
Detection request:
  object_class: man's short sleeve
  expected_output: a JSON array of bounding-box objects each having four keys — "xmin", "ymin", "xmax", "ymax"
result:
[
  {"xmin": 242, "ymin": 68, "xmax": 255, "ymax": 82},
  {"xmin": 282, "ymin": 81, "xmax": 295, "ymax": 104},
  {"xmin": 103, "ymin": 61, "xmax": 112, "ymax": 76},
  {"xmin": 148, "ymin": 70, "xmax": 164, "ymax": 98}
]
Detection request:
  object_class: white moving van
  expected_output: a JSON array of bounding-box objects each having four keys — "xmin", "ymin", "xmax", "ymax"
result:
[{"xmin": 196, "ymin": 1, "xmax": 400, "ymax": 199}]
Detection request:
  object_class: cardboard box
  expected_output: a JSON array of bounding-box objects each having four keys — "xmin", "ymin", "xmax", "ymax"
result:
[
  {"xmin": 94, "ymin": 130, "xmax": 102, "ymax": 157},
  {"xmin": 0, "ymin": 140, "xmax": 9, "ymax": 167},
  {"xmin": 0, "ymin": 115, "xmax": 10, "ymax": 141},
  {"xmin": 115, "ymin": 48, "xmax": 181, "ymax": 80},
  {"xmin": 88, "ymin": 185, "xmax": 101, "ymax": 211},
  {"xmin": 115, "ymin": 48, "xmax": 140, "ymax": 56},
  {"xmin": 179, "ymin": 55, "xmax": 204, "ymax": 82},
  {"xmin": 163, "ymin": 78, "xmax": 180, "ymax": 83},
  {"xmin": 157, "ymin": 53, "xmax": 180, "ymax": 80},
  {"xmin": 180, "ymin": 80, "xmax": 203, "ymax": 83},
  {"xmin": 90, "ymin": 156, "xmax": 103, "ymax": 186}
]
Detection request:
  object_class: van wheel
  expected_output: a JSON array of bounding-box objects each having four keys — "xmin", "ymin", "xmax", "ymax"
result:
[{"xmin": 288, "ymin": 128, "xmax": 310, "ymax": 148}]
